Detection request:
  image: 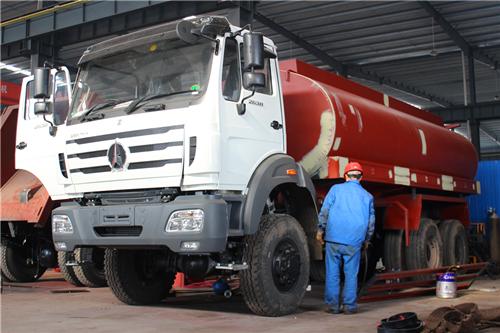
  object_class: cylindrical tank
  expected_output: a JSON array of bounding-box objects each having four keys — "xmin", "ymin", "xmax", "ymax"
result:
[{"xmin": 280, "ymin": 60, "xmax": 478, "ymax": 185}]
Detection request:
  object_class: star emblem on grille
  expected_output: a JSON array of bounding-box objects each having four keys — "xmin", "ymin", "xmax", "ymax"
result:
[{"xmin": 108, "ymin": 141, "xmax": 127, "ymax": 171}]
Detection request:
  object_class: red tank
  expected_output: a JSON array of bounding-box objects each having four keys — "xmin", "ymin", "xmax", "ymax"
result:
[{"xmin": 280, "ymin": 59, "xmax": 478, "ymax": 195}]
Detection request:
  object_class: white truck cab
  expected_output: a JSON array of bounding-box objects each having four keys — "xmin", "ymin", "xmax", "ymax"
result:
[
  {"xmin": 23, "ymin": 16, "xmax": 318, "ymax": 317},
  {"xmin": 16, "ymin": 67, "xmax": 73, "ymax": 199}
]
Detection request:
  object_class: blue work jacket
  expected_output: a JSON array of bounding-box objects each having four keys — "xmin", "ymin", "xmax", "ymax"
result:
[{"xmin": 318, "ymin": 180, "xmax": 375, "ymax": 247}]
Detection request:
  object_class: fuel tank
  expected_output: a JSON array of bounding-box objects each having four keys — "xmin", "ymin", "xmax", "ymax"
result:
[{"xmin": 280, "ymin": 60, "xmax": 478, "ymax": 194}]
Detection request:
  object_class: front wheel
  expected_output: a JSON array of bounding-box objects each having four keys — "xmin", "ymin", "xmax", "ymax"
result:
[
  {"xmin": 57, "ymin": 251, "xmax": 84, "ymax": 287},
  {"xmin": 240, "ymin": 214, "xmax": 310, "ymax": 317},
  {"xmin": 74, "ymin": 248, "xmax": 107, "ymax": 288},
  {"xmin": 104, "ymin": 249, "xmax": 176, "ymax": 305},
  {"xmin": 0, "ymin": 244, "xmax": 46, "ymax": 282}
]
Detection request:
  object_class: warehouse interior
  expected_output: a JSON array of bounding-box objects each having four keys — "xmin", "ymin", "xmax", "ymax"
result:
[
  {"xmin": 1, "ymin": 1, "xmax": 500, "ymax": 332},
  {"xmin": 2, "ymin": 1, "xmax": 500, "ymax": 158}
]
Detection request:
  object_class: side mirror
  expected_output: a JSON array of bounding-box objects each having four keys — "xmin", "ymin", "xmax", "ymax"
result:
[
  {"xmin": 243, "ymin": 72, "xmax": 265, "ymax": 90},
  {"xmin": 34, "ymin": 67, "xmax": 50, "ymax": 99},
  {"xmin": 176, "ymin": 20, "xmax": 200, "ymax": 44},
  {"xmin": 243, "ymin": 32, "xmax": 264, "ymax": 71},
  {"xmin": 238, "ymin": 32, "xmax": 265, "ymax": 116},
  {"xmin": 34, "ymin": 101, "xmax": 50, "ymax": 115},
  {"xmin": 176, "ymin": 17, "xmax": 230, "ymax": 44}
]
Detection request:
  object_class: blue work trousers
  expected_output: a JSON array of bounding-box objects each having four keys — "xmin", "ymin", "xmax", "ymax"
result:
[{"xmin": 324, "ymin": 242, "xmax": 361, "ymax": 312}]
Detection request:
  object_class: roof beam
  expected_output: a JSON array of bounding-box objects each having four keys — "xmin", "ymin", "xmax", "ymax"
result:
[
  {"xmin": 430, "ymin": 101, "xmax": 500, "ymax": 123},
  {"xmin": 250, "ymin": 8, "xmax": 453, "ymax": 107},
  {"xmin": 419, "ymin": 1, "xmax": 499, "ymax": 71},
  {"xmin": 480, "ymin": 127, "xmax": 500, "ymax": 147},
  {"xmin": 251, "ymin": 9, "xmax": 347, "ymax": 75}
]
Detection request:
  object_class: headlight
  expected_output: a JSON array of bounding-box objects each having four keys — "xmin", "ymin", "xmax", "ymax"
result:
[
  {"xmin": 52, "ymin": 215, "xmax": 74, "ymax": 234},
  {"xmin": 166, "ymin": 209, "xmax": 204, "ymax": 232}
]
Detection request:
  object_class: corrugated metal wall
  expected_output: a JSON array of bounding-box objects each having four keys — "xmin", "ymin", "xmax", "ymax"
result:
[{"xmin": 468, "ymin": 160, "xmax": 500, "ymax": 223}]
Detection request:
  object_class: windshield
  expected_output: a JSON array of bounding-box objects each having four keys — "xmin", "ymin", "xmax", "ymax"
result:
[{"xmin": 68, "ymin": 38, "xmax": 214, "ymax": 124}]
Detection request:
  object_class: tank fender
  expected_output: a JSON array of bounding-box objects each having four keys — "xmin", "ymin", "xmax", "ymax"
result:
[{"xmin": 243, "ymin": 154, "xmax": 316, "ymax": 235}]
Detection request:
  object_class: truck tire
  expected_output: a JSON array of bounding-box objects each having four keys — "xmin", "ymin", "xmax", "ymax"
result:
[
  {"xmin": 0, "ymin": 244, "xmax": 46, "ymax": 282},
  {"xmin": 384, "ymin": 230, "xmax": 406, "ymax": 272},
  {"xmin": 74, "ymin": 248, "xmax": 107, "ymax": 287},
  {"xmin": 57, "ymin": 251, "xmax": 84, "ymax": 287},
  {"xmin": 104, "ymin": 249, "xmax": 175, "ymax": 305},
  {"xmin": 439, "ymin": 220, "xmax": 469, "ymax": 266},
  {"xmin": 310, "ymin": 260, "xmax": 325, "ymax": 282},
  {"xmin": 240, "ymin": 214, "xmax": 310, "ymax": 317},
  {"xmin": 1, "ymin": 270, "xmax": 12, "ymax": 282},
  {"xmin": 405, "ymin": 219, "xmax": 443, "ymax": 271}
]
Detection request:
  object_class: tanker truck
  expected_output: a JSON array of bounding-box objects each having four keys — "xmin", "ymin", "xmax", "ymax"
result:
[
  {"xmin": 22, "ymin": 16, "xmax": 478, "ymax": 316},
  {"xmin": 1, "ymin": 77, "xmax": 106, "ymax": 288}
]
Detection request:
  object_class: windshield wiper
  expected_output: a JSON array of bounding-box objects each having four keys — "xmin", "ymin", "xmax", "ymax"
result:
[
  {"xmin": 80, "ymin": 100, "xmax": 122, "ymax": 122},
  {"xmin": 125, "ymin": 90, "xmax": 200, "ymax": 115}
]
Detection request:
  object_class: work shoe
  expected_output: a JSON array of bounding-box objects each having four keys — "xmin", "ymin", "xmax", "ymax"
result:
[
  {"xmin": 344, "ymin": 308, "xmax": 358, "ymax": 315},
  {"xmin": 325, "ymin": 307, "xmax": 343, "ymax": 314}
]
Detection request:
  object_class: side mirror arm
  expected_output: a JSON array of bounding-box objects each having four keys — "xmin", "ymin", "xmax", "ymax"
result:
[
  {"xmin": 191, "ymin": 29, "xmax": 220, "ymax": 55},
  {"xmin": 237, "ymin": 88, "xmax": 256, "ymax": 115}
]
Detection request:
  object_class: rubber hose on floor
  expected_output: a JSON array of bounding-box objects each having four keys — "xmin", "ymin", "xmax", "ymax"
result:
[{"xmin": 377, "ymin": 312, "xmax": 424, "ymax": 333}]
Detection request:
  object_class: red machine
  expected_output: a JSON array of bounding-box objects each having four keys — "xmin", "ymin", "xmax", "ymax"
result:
[
  {"xmin": 280, "ymin": 59, "xmax": 477, "ymax": 272},
  {"xmin": 0, "ymin": 87, "xmax": 106, "ymax": 288},
  {"xmin": 1, "ymin": 81, "xmax": 21, "ymax": 108}
]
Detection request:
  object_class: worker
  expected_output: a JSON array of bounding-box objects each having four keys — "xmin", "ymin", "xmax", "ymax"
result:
[{"xmin": 317, "ymin": 161, "xmax": 375, "ymax": 314}]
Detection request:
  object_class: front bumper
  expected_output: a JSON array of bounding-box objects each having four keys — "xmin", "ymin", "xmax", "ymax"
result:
[{"xmin": 52, "ymin": 195, "xmax": 229, "ymax": 253}]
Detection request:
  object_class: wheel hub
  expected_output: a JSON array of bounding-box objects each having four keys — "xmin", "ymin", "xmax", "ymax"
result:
[
  {"xmin": 426, "ymin": 238, "xmax": 439, "ymax": 268},
  {"xmin": 272, "ymin": 239, "xmax": 301, "ymax": 292}
]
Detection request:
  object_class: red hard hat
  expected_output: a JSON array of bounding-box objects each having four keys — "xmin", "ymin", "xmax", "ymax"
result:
[{"xmin": 344, "ymin": 162, "xmax": 363, "ymax": 175}]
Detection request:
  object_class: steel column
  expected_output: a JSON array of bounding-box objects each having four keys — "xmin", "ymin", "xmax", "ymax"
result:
[
  {"xmin": 29, "ymin": 40, "xmax": 41, "ymax": 73},
  {"xmin": 468, "ymin": 55, "xmax": 481, "ymax": 153},
  {"xmin": 239, "ymin": 1, "xmax": 256, "ymax": 28},
  {"xmin": 419, "ymin": 1, "xmax": 499, "ymax": 72}
]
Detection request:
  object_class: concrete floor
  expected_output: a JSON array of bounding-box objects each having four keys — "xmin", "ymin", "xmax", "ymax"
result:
[{"xmin": 1, "ymin": 271, "xmax": 499, "ymax": 333}]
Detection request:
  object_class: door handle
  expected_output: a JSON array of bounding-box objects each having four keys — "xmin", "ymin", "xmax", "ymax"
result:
[
  {"xmin": 16, "ymin": 142, "xmax": 27, "ymax": 150},
  {"xmin": 270, "ymin": 120, "xmax": 283, "ymax": 130}
]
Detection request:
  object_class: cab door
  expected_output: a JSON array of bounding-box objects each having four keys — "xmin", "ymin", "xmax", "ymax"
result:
[
  {"xmin": 15, "ymin": 67, "xmax": 75, "ymax": 200},
  {"xmin": 219, "ymin": 38, "xmax": 285, "ymax": 190}
]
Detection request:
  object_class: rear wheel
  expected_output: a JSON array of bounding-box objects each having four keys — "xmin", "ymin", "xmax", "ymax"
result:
[
  {"xmin": 240, "ymin": 214, "xmax": 310, "ymax": 317},
  {"xmin": 57, "ymin": 251, "xmax": 84, "ymax": 287},
  {"xmin": 384, "ymin": 230, "xmax": 406, "ymax": 272},
  {"xmin": 104, "ymin": 249, "xmax": 176, "ymax": 305},
  {"xmin": 74, "ymin": 248, "xmax": 107, "ymax": 287},
  {"xmin": 0, "ymin": 244, "xmax": 46, "ymax": 282},
  {"xmin": 406, "ymin": 219, "xmax": 443, "ymax": 271},
  {"xmin": 439, "ymin": 220, "xmax": 469, "ymax": 266}
]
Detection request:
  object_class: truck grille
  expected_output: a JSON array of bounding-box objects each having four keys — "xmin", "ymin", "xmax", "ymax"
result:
[
  {"xmin": 65, "ymin": 125, "xmax": 184, "ymax": 188},
  {"xmin": 94, "ymin": 226, "xmax": 143, "ymax": 237}
]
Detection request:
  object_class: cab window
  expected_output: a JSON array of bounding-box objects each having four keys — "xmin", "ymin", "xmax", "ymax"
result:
[
  {"xmin": 53, "ymin": 71, "xmax": 70, "ymax": 125},
  {"xmin": 24, "ymin": 81, "xmax": 34, "ymax": 120},
  {"xmin": 221, "ymin": 38, "xmax": 241, "ymax": 102},
  {"xmin": 252, "ymin": 58, "xmax": 272, "ymax": 95}
]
